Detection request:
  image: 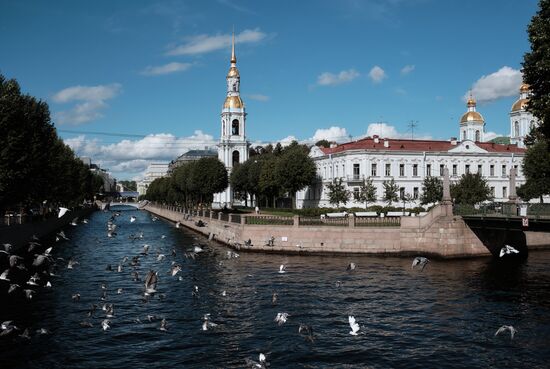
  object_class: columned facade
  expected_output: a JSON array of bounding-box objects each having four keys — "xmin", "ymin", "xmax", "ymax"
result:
[{"xmin": 213, "ymin": 33, "xmax": 249, "ymax": 208}]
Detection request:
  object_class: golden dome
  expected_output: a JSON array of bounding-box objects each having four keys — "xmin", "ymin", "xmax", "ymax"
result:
[
  {"xmin": 460, "ymin": 111, "xmax": 484, "ymax": 123},
  {"xmin": 223, "ymin": 95, "xmax": 244, "ymax": 109},
  {"xmin": 511, "ymin": 98, "xmax": 528, "ymax": 112},
  {"xmin": 467, "ymin": 96, "xmax": 476, "ymax": 107},
  {"xmin": 227, "ymin": 66, "xmax": 240, "ymax": 78},
  {"xmin": 520, "ymin": 83, "xmax": 530, "ymax": 93}
]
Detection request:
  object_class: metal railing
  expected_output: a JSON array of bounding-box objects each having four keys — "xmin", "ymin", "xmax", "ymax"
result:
[
  {"xmin": 299, "ymin": 216, "xmax": 349, "ymax": 226},
  {"xmin": 245, "ymin": 215, "xmax": 294, "ymax": 225},
  {"xmin": 230, "ymin": 214, "xmax": 242, "ymax": 224},
  {"xmin": 219, "ymin": 213, "xmax": 229, "ymax": 222},
  {"xmin": 354, "ymin": 216, "xmax": 400, "ymax": 227},
  {"xmin": 454, "ymin": 203, "xmax": 550, "ymax": 218}
]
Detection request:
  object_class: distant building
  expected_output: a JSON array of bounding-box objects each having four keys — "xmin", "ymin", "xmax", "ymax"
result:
[
  {"xmin": 510, "ymin": 83, "xmax": 540, "ymax": 148},
  {"xmin": 137, "ymin": 162, "xmax": 169, "ymax": 196},
  {"xmin": 79, "ymin": 157, "xmax": 116, "ymax": 193},
  {"xmin": 168, "ymin": 149, "xmax": 218, "ymax": 173}
]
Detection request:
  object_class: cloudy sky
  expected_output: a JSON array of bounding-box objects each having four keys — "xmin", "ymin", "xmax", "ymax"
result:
[{"xmin": 0, "ymin": 0, "xmax": 539, "ymax": 180}]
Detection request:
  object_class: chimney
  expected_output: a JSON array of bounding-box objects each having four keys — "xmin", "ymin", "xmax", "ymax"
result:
[
  {"xmin": 450, "ymin": 137, "xmax": 457, "ymax": 145},
  {"xmin": 383, "ymin": 140, "xmax": 389, "ymax": 148},
  {"xmin": 373, "ymin": 135, "xmax": 380, "ymax": 143}
]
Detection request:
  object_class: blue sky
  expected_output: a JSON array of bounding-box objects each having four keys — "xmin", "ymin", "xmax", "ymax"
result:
[{"xmin": 0, "ymin": 0, "xmax": 540, "ymax": 179}]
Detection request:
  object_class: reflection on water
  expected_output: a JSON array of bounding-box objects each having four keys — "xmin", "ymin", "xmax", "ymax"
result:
[{"xmin": 1, "ymin": 206, "xmax": 550, "ymax": 368}]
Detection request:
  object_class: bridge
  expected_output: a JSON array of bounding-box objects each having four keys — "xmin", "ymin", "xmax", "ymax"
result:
[
  {"xmin": 456, "ymin": 203, "xmax": 550, "ymax": 257},
  {"xmin": 96, "ymin": 200, "xmax": 148, "ymax": 210}
]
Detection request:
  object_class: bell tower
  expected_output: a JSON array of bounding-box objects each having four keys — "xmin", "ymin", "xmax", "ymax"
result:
[{"xmin": 213, "ymin": 32, "xmax": 249, "ymax": 208}]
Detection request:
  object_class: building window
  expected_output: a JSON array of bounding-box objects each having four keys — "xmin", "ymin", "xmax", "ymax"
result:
[
  {"xmin": 503, "ymin": 186, "xmax": 507, "ymax": 198},
  {"xmin": 336, "ymin": 165, "xmax": 339, "ymax": 178},
  {"xmin": 478, "ymin": 164, "xmax": 482, "ymax": 176},
  {"xmin": 502, "ymin": 164, "xmax": 506, "ymax": 176},
  {"xmin": 399, "ymin": 187, "xmax": 405, "ymax": 200},
  {"xmin": 490, "ymin": 164, "xmax": 495, "ymax": 176},
  {"xmin": 426, "ymin": 164, "xmax": 431, "ymax": 177},
  {"xmin": 514, "ymin": 164, "xmax": 519, "ymax": 176},
  {"xmin": 475, "ymin": 130, "xmax": 480, "ymax": 141},
  {"xmin": 514, "ymin": 121, "xmax": 519, "ymax": 137},
  {"xmin": 413, "ymin": 187, "xmax": 419, "ymax": 199},
  {"xmin": 342, "ymin": 164, "xmax": 345, "ymax": 177},
  {"xmin": 462, "ymin": 131, "xmax": 466, "ymax": 141},
  {"xmin": 399, "ymin": 164, "xmax": 405, "ymax": 177},
  {"xmin": 385, "ymin": 163, "xmax": 391, "ymax": 176},
  {"xmin": 232, "ymin": 119, "xmax": 239, "ymax": 135},
  {"xmin": 452, "ymin": 164, "xmax": 457, "ymax": 176},
  {"xmin": 491, "ymin": 187, "xmax": 495, "ymax": 196},
  {"xmin": 413, "ymin": 164, "xmax": 418, "ymax": 177},
  {"xmin": 465, "ymin": 164, "xmax": 470, "ymax": 174},
  {"xmin": 440, "ymin": 164, "xmax": 444, "ymax": 177},
  {"xmin": 353, "ymin": 164, "xmax": 360, "ymax": 179},
  {"xmin": 353, "ymin": 187, "xmax": 360, "ymax": 198},
  {"xmin": 371, "ymin": 163, "xmax": 377, "ymax": 176},
  {"xmin": 232, "ymin": 150, "xmax": 240, "ymax": 167}
]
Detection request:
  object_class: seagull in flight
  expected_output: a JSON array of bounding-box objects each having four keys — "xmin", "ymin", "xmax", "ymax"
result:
[
  {"xmin": 348, "ymin": 315, "xmax": 360, "ymax": 335},
  {"xmin": 412, "ymin": 256, "xmax": 429, "ymax": 271},
  {"xmin": 278, "ymin": 264, "xmax": 286, "ymax": 274},
  {"xmin": 499, "ymin": 245, "xmax": 520, "ymax": 258},
  {"xmin": 274, "ymin": 312, "xmax": 289, "ymax": 325},
  {"xmin": 130, "ymin": 215, "xmax": 136, "ymax": 223},
  {"xmin": 101, "ymin": 319, "xmax": 111, "ymax": 331},
  {"xmin": 58, "ymin": 207, "xmax": 69, "ymax": 218},
  {"xmin": 495, "ymin": 325, "xmax": 517, "ymax": 339},
  {"xmin": 70, "ymin": 217, "xmax": 78, "ymax": 226},
  {"xmin": 347, "ymin": 262, "xmax": 356, "ymax": 271},
  {"xmin": 159, "ymin": 318, "xmax": 168, "ymax": 332},
  {"xmin": 144, "ymin": 270, "xmax": 158, "ymax": 295},
  {"xmin": 245, "ymin": 353, "xmax": 268, "ymax": 369},
  {"xmin": 201, "ymin": 314, "xmax": 218, "ymax": 331}
]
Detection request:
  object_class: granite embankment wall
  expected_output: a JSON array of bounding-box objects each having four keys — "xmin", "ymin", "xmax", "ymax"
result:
[
  {"xmin": 0, "ymin": 207, "xmax": 95, "ymax": 252},
  {"xmin": 144, "ymin": 204, "xmax": 492, "ymax": 258}
]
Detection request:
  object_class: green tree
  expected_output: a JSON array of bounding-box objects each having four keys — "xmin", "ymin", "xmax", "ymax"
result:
[
  {"xmin": 315, "ymin": 139, "xmax": 330, "ymax": 148},
  {"xmin": 522, "ymin": 0, "xmax": 550, "ymax": 141},
  {"xmin": 274, "ymin": 144, "xmax": 317, "ymax": 208},
  {"xmin": 382, "ymin": 178, "xmax": 399, "ymax": 205},
  {"xmin": 450, "ymin": 173, "xmax": 493, "ymax": 205},
  {"xmin": 190, "ymin": 157, "xmax": 228, "ymax": 206},
  {"xmin": 517, "ymin": 139, "xmax": 550, "ymax": 202},
  {"xmin": 259, "ymin": 154, "xmax": 281, "ymax": 207},
  {"xmin": 326, "ymin": 178, "xmax": 350, "ymax": 207},
  {"xmin": 354, "ymin": 177, "xmax": 377, "ymax": 209},
  {"xmin": 420, "ymin": 176, "xmax": 443, "ymax": 205},
  {"xmin": 118, "ymin": 180, "xmax": 137, "ymax": 191}
]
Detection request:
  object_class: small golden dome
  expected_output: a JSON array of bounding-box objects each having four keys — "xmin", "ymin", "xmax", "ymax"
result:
[
  {"xmin": 467, "ymin": 96, "xmax": 476, "ymax": 107},
  {"xmin": 520, "ymin": 83, "xmax": 530, "ymax": 93},
  {"xmin": 460, "ymin": 111, "xmax": 484, "ymax": 123},
  {"xmin": 227, "ymin": 66, "xmax": 239, "ymax": 78},
  {"xmin": 511, "ymin": 98, "xmax": 528, "ymax": 112},
  {"xmin": 223, "ymin": 95, "xmax": 244, "ymax": 109}
]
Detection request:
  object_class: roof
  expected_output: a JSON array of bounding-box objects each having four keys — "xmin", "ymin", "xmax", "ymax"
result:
[
  {"xmin": 319, "ymin": 137, "xmax": 526, "ymax": 155},
  {"xmin": 175, "ymin": 149, "xmax": 218, "ymax": 160}
]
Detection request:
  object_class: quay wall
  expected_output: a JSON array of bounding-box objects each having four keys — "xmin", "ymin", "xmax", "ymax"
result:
[{"xmin": 144, "ymin": 204, "xmax": 491, "ymax": 258}]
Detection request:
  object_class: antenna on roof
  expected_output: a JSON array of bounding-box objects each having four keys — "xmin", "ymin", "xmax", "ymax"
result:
[{"xmin": 407, "ymin": 120, "xmax": 418, "ymax": 140}]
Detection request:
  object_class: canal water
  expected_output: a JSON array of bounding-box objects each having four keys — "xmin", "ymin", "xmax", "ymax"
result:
[{"xmin": 1, "ymin": 205, "xmax": 550, "ymax": 368}]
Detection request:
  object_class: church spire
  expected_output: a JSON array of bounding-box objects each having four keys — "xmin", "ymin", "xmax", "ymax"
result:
[{"xmin": 230, "ymin": 30, "xmax": 236, "ymax": 65}]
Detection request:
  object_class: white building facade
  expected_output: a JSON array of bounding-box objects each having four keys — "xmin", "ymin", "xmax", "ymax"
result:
[
  {"xmin": 137, "ymin": 162, "xmax": 169, "ymax": 196},
  {"xmin": 213, "ymin": 34, "xmax": 250, "ymax": 208},
  {"xmin": 297, "ymin": 96, "xmax": 527, "ymax": 209},
  {"xmin": 510, "ymin": 83, "xmax": 539, "ymax": 148}
]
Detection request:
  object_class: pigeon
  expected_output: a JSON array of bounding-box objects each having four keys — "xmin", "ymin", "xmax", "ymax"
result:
[
  {"xmin": 278, "ymin": 264, "xmax": 286, "ymax": 274},
  {"xmin": 348, "ymin": 315, "xmax": 360, "ymax": 335},
  {"xmin": 347, "ymin": 262, "xmax": 356, "ymax": 271},
  {"xmin": 58, "ymin": 207, "xmax": 69, "ymax": 218},
  {"xmin": 499, "ymin": 245, "xmax": 520, "ymax": 258},
  {"xmin": 412, "ymin": 256, "xmax": 429, "ymax": 271},
  {"xmin": 274, "ymin": 312, "xmax": 289, "ymax": 325},
  {"xmin": 495, "ymin": 325, "xmax": 517, "ymax": 339}
]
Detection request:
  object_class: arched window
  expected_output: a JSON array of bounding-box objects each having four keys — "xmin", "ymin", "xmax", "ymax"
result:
[
  {"xmin": 232, "ymin": 119, "xmax": 239, "ymax": 135},
  {"xmin": 462, "ymin": 130, "xmax": 466, "ymax": 141},
  {"xmin": 475, "ymin": 130, "xmax": 480, "ymax": 142},
  {"xmin": 514, "ymin": 121, "xmax": 519, "ymax": 137},
  {"xmin": 232, "ymin": 83, "xmax": 237, "ymax": 92},
  {"xmin": 232, "ymin": 150, "xmax": 240, "ymax": 167}
]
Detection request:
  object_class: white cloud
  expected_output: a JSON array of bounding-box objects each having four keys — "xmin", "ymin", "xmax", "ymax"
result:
[
  {"xmin": 52, "ymin": 83, "xmax": 121, "ymax": 125},
  {"xmin": 483, "ymin": 131, "xmax": 503, "ymax": 142},
  {"xmin": 141, "ymin": 62, "xmax": 192, "ymax": 76},
  {"xmin": 311, "ymin": 126, "xmax": 349, "ymax": 142},
  {"xmin": 400, "ymin": 64, "xmax": 415, "ymax": 75},
  {"xmin": 316, "ymin": 69, "xmax": 360, "ymax": 86},
  {"xmin": 64, "ymin": 130, "xmax": 217, "ymax": 178},
  {"xmin": 277, "ymin": 135, "xmax": 298, "ymax": 146},
  {"xmin": 166, "ymin": 28, "xmax": 267, "ymax": 56},
  {"xmin": 465, "ymin": 66, "xmax": 522, "ymax": 104},
  {"xmin": 364, "ymin": 122, "xmax": 431, "ymax": 140},
  {"xmin": 247, "ymin": 94, "xmax": 270, "ymax": 102},
  {"xmin": 368, "ymin": 66, "xmax": 386, "ymax": 83}
]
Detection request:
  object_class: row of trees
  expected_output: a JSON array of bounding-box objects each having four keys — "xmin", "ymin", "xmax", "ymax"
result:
[
  {"xmin": 145, "ymin": 157, "xmax": 228, "ymax": 207},
  {"xmin": 325, "ymin": 173, "xmax": 493, "ymax": 207},
  {"xmin": 0, "ymin": 74, "xmax": 104, "ymax": 213},
  {"xmin": 230, "ymin": 141, "xmax": 317, "ymax": 208}
]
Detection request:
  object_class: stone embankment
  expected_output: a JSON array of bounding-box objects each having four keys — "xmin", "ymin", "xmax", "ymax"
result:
[{"xmin": 144, "ymin": 204, "xmax": 492, "ymax": 258}]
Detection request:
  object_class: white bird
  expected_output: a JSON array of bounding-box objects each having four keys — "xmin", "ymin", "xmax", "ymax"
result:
[
  {"xmin": 101, "ymin": 319, "xmax": 111, "ymax": 331},
  {"xmin": 70, "ymin": 217, "xmax": 78, "ymax": 226},
  {"xmin": 24, "ymin": 289, "xmax": 34, "ymax": 300},
  {"xmin": 499, "ymin": 245, "xmax": 520, "ymax": 258},
  {"xmin": 144, "ymin": 270, "xmax": 158, "ymax": 294},
  {"xmin": 0, "ymin": 269, "xmax": 10, "ymax": 282},
  {"xmin": 117, "ymin": 288, "xmax": 123, "ymax": 294},
  {"xmin": 193, "ymin": 245, "xmax": 203, "ymax": 253},
  {"xmin": 171, "ymin": 265, "xmax": 182, "ymax": 276},
  {"xmin": 141, "ymin": 244, "xmax": 150, "ymax": 255},
  {"xmin": 495, "ymin": 325, "xmax": 517, "ymax": 339},
  {"xmin": 348, "ymin": 315, "xmax": 360, "ymax": 335},
  {"xmin": 58, "ymin": 207, "xmax": 69, "ymax": 218},
  {"xmin": 245, "ymin": 353, "xmax": 267, "ymax": 369},
  {"xmin": 157, "ymin": 254, "xmax": 166, "ymax": 262},
  {"xmin": 45, "ymin": 281, "xmax": 52, "ymax": 288},
  {"xmin": 201, "ymin": 314, "xmax": 218, "ymax": 331},
  {"xmin": 347, "ymin": 262, "xmax": 356, "ymax": 271},
  {"xmin": 82, "ymin": 219, "xmax": 89, "ymax": 224},
  {"xmin": 221, "ymin": 290, "xmax": 226, "ymax": 297},
  {"xmin": 176, "ymin": 222, "xmax": 181, "ymax": 228},
  {"xmin": 274, "ymin": 312, "xmax": 289, "ymax": 325},
  {"xmin": 57, "ymin": 230, "xmax": 69, "ymax": 241},
  {"xmin": 130, "ymin": 216, "xmax": 136, "ymax": 223},
  {"xmin": 227, "ymin": 251, "xmax": 240, "ymax": 259},
  {"xmin": 412, "ymin": 256, "xmax": 429, "ymax": 271},
  {"xmin": 67, "ymin": 259, "xmax": 79, "ymax": 269},
  {"xmin": 278, "ymin": 264, "xmax": 286, "ymax": 274},
  {"xmin": 159, "ymin": 318, "xmax": 168, "ymax": 332}
]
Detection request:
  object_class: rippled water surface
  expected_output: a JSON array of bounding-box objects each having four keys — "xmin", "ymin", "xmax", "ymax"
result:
[{"xmin": 2, "ymin": 206, "xmax": 550, "ymax": 368}]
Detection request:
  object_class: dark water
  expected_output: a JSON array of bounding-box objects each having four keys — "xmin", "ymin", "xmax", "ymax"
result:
[{"xmin": 2, "ymin": 206, "xmax": 550, "ymax": 369}]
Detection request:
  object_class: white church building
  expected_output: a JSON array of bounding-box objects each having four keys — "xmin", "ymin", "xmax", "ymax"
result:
[{"xmin": 296, "ymin": 84, "xmax": 537, "ymax": 209}]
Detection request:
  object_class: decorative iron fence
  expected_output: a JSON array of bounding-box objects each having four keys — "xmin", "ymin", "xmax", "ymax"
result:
[
  {"xmin": 230, "ymin": 214, "xmax": 242, "ymax": 224},
  {"xmin": 354, "ymin": 216, "xmax": 401, "ymax": 227},
  {"xmin": 245, "ymin": 215, "xmax": 294, "ymax": 226},
  {"xmin": 298, "ymin": 216, "xmax": 349, "ymax": 226},
  {"xmin": 219, "ymin": 213, "xmax": 229, "ymax": 222}
]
